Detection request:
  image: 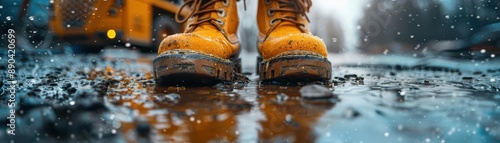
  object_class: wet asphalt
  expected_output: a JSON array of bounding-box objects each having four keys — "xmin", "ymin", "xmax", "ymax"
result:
[{"xmin": 0, "ymin": 50, "xmax": 500, "ymax": 143}]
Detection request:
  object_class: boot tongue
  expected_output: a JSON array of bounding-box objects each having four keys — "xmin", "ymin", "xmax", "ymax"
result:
[
  {"xmin": 196, "ymin": 0, "xmax": 218, "ymax": 29},
  {"xmin": 276, "ymin": 2, "xmax": 302, "ymax": 29}
]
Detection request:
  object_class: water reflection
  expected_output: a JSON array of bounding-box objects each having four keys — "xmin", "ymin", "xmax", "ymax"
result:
[
  {"xmin": 256, "ymin": 85, "xmax": 336, "ymax": 142},
  {"xmin": 101, "ymin": 61, "xmax": 500, "ymax": 142},
  {"xmin": 107, "ymin": 82, "xmax": 336, "ymax": 142}
]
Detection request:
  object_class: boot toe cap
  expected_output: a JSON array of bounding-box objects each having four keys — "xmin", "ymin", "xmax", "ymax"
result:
[
  {"xmin": 260, "ymin": 33, "xmax": 328, "ymax": 59},
  {"xmin": 157, "ymin": 33, "xmax": 233, "ymax": 59}
]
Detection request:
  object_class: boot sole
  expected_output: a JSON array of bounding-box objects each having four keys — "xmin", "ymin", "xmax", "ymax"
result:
[
  {"xmin": 258, "ymin": 52, "xmax": 332, "ymax": 84},
  {"xmin": 153, "ymin": 50, "xmax": 240, "ymax": 86}
]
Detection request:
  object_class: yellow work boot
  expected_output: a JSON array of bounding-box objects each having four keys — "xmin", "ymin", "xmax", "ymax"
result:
[
  {"xmin": 153, "ymin": 0, "xmax": 241, "ymax": 85},
  {"xmin": 257, "ymin": 0, "xmax": 331, "ymax": 84}
]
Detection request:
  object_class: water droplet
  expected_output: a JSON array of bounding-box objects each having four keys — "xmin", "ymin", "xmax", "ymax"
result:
[
  {"xmin": 29, "ymin": 16, "xmax": 34, "ymax": 21},
  {"xmin": 450, "ymin": 25, "xmax": 455, "ymax": 29},
  {"xmin": 125, "ymin": 43, "xmax": 131, "ymax": 47},
  {"xmin": 410, "ymin": 35, "xmax": 414, "ymax": 38},
  {"xmin": 6, "ymin": 16, "xmax": 11, "ymax": 21},
  {"xmin": 425, "ymin": 138, "xmax": 431, "ymax": 142},
  {"xmin": 384, "ymin": 132, "xmax": 389, "ymax": 137},
  {"xmin": 491, "ymin": 78, "xmax": 496, "ymax": 82},
  {"xmin": 400, "ymin": 91, "xmax": 406, "ymax": 95},
  {"xmin": 445, "ymin": 15, "xmax": 450, "ymax": 19},
  {"xmin": 50, "ymin": 59, "xmax": 54, "ymax": 62},
  {"xmin": 190, "ymin": 117, "xmax": 195, "ymax": 122},
  {"xmin": 71, "ymin": 10, "xmax": 75, "ymax": 14},
  {"xmin": 67, "ymin": 24, "xmax": 71, "ymax": 28},
  {"xmin": 383, "ymin": 49, "xmax": 389, "ymax": 55},
  {"xmin": 285, "ymin": 114, "xmax": 292, "ymax": 122},
  {"xmin": 332, "ymin": 38, "xmax": 337, "ymax": 43},
  {"xmin": 0, "ymin": 5, "xmax": 3, "ymax": 9},
  {"xmin": 491, "ymin": 54, "xmax": 495, "ymax": 58},
  {"xmin": 480, "ymin": 49, "xmax": 486, "ymax": 53},
  {"xmin": 69, "ymin": 101, "xmax": 75, "ymax": 105},
  {"xmin": 111, "ymin": 129, "xmax": 117, "ymax": 134}
]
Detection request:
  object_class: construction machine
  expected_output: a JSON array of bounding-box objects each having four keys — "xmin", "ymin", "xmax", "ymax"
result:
[{"xmin": 48, "ymin": 0, "xmax": 185, "ymax": 52}]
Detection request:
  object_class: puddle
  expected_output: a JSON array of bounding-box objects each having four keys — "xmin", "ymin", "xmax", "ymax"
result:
[{"xmin": 0, "ymin": 54, "xmax": 499, "ymax": 142}]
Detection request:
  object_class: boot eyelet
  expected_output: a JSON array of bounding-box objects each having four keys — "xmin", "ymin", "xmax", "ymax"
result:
[
  {"xmin": 270, "ymin": 18, "xmax": 277, "ymax": 25},
  {"xmin": 222, "ymin": 0, "xmax": 229, "ymax": 6},
  {"xmin": 218, "ymin": 9, "xmax": 226, "ymax": 17},
  {"xmin": 216, "ymin": 19, "xmax": 224, "ymax": 25},
  {"xmin": 300, "ymin": 14, "xmax": 306, "ymax": 20},
  {"xmin": 265, "ymin": 0, "xmax": 271, "ymax": 5},
  {"xmin": 299, "ymin": 24, "xmax": 306, "ymax": 30},
  {"xmin": 267, "ymin": 8, "xmax": 275, "ymax": 16}
]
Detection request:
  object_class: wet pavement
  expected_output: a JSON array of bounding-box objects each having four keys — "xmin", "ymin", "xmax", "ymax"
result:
[{"xmin": 1, "ymin": 50, "xmax": 500, "ymax": 143}]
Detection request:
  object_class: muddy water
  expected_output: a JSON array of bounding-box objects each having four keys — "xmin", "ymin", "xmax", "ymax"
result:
[{"xmin": 1, "ymin": 54, "xmax": 500, "ymax": 143}]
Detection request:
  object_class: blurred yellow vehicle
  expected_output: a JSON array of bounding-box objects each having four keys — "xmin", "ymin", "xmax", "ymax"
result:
[{"xmin": 49, "ymin": 0, "xmax": 186, "ymax": 51}]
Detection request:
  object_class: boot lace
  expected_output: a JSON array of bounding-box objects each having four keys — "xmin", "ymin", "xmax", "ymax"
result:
[
  {"xmin": 175, "ymin": 0, "xmax": 245, "ymax": 33},
  {"xmin": 268, "ymin": 0, "xmax": 312, "ymax": 33}
]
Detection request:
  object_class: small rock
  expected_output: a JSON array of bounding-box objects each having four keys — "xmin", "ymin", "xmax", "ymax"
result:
[
  {"xmin": 333, "ymin": 77, "xmax": 346, "ymax": 83},
  {"xmin": 107, "ymin": 79, "xmax": 120, "ymax": 85},
  {"xmin": 390, "ymin": 72, "xmax": 396, "ymax": 76},
  {"xmin": 61, "ymin": 82, "xmax": 72, "ymax": 90},
  {"xmin": 67, "ymin": 87, "xmax": 77, "ymax": 94},
  {"xmin": 344, "ymin": 74, "xmax": 358, "ymax": 79},
  {"xmin": 155, "ymin": 93, "xmax": 180, "ymax": 102},
  {"xmin": 423, "ymin": 80, "xmax": 431, "ymax": 85},
  {"xmin": 462, "ymin": 77, "xmax": 473, "ymax": 82},
  {"xmin": 356, "ymin": 77, "xmax": 364, "ymax": 81},
  {"xmin": 375, "ymin": 110, "xmax": 385, "ymax": 116},
  {"xmin": 276, "ymin": 93, "xmax": 289, "ymax": 103},
  {"xmin": 93, "ymin": 82, "xmax": 109, "ymax": 96},
  {"xmin": 299, "ymin": 84, "xmax": 333, "ymax": 99},
  {"xmin": 473, "ymin": 71, "xmax": 482, "ymax": 75},
  {"xmin": 342, "ymin": 107, "xmax": 360, "ymax": 119}
]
